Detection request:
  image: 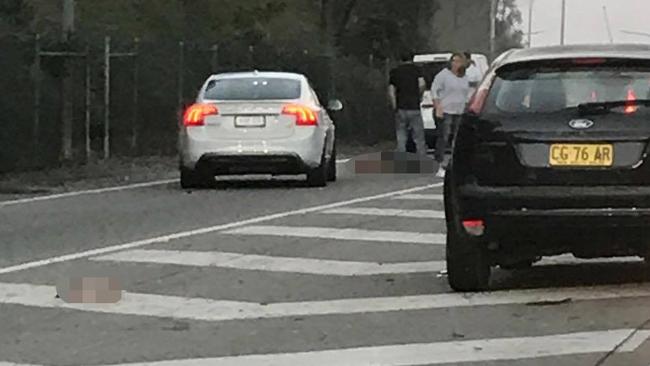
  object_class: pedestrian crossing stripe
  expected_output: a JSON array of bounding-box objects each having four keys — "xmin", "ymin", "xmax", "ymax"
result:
[
  {"xmin": 90, "ymin": 250, "xmax": 645, "ymax": 276},
  {"xmin": 321, "ymin": 207, "xmax": 446, "ymax": 219},
  {"xmin": 392, "ymin": 193, "xmax": 444, "ymax": 201},
  {"xmin": 2, "ymin": 282, "xmax": 650, "ymax": 322},
  {"xmin": 105, "ymin": 329, "xmax": 650, "ymax": 365},
  {"xmin": 91, "ymin": 249, "xmax": 446, "ymax": 276},
  {"xmin": 223, "ymin": 225, "xmax": 446, "ymax": 245},
  {"xmin": 2, "ymin": 329, "xmax": 649, "ymax": 366}
]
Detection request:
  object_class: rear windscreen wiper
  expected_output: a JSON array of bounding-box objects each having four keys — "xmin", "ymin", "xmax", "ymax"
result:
[{"xmin": 577, "ymin": 99, "xmax": 650, "ymax": 115}]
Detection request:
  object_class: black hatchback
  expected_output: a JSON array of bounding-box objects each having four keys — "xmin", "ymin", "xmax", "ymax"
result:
[{"xmin": 444, "ymin": 44, "xmax": 650, "ymax": 292}]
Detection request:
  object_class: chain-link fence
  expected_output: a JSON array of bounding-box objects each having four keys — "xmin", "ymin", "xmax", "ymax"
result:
[{"xmin": 0, "ymin": 34, "xmax": 397, "ymax": 173}]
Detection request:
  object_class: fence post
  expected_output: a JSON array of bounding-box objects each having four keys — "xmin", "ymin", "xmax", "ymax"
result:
[
  {"xmin": 103, "ymin": 36, "xmax": 111, "ymax": 160},
  {"xmin": 384, "ymin": 58, "xmax": 390, "ymax": 81},
  {"xmin": 211, "ymin": 44, "xmax": 219, "ymax": 73},
  {"xmin": 131, "ymin": 37, "xmax": 140, "ymax": 153},
  {"xmin": 33, "ymin": 34, "xmax": 41, "ymax": 162},
  {"xmin": 178, "ymin": 41, "xmax": 185, "ymax": 108},
  {"xmin": 84, "ymin": 43, "xmax": 91, "ymax": 161},
  {"xmin": 366, "ymin": 54, "xmax": 374, "ymax": 144}
]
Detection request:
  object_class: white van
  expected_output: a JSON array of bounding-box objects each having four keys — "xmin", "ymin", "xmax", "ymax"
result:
[{"xmin": 412, "ymin": 53, "xmax": 489, "ymax": 149}]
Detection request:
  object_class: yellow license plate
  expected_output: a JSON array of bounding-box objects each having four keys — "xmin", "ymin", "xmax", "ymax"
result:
[{"xmin": 549, "ymin": 144, "xmax": 614, "ymax": 167}]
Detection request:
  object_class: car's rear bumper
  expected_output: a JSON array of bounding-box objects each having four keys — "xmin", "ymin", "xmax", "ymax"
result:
[
  {"xmin": 454, "ymin": 183, "xmax": 650, "ymax": 256},
  {"xmin": 179, "ymin": 128, "xmax": 325, "ymax": 171},
  {"xmin": 458, "ymin": 184, "xmax": 650, "ymax": 212},
  {"xmin": 194, "ymin": 153, "xmax": 312, "ymax": 175}
]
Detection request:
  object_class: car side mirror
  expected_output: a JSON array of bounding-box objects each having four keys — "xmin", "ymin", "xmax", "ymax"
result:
[{"xmin": 327, "ymin": 99, "xmax": 343, "ymax": 112}]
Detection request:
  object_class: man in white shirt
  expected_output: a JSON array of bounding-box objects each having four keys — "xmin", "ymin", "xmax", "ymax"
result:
[
  {"xmin": 431, "ymin": 53, "xmax": 471, "ymax": 178},
  {"xmin": 464, "ymin": 52, "xmax": 483, "ymax": 99}
]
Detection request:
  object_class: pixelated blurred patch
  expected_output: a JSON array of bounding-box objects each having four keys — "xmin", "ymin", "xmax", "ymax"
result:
[
  {"xmin": 353, "ymin": 151, "xmax": 436, "ymax": 175},
  {"xmin": 56, "ymin": 277, "xmax": 122, "ymax": 304}
]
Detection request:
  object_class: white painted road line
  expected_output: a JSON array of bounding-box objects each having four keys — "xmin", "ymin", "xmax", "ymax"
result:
[
  {"xmin": 322, "ymin": 207, "xmax": 445, "ymax": 219},
  {"xmin": 0, "ymin": 183, "xmax": 443, "ymax": 275},
  {"xmin": 538, "ymin": 254, "xmax": 643, "ymax": 266},
  {"xmin": 224, "ymin": 225, "xmax": 446, "ymax": 245},
  {"xmin": 99, "ymin": 329, "xmax": 650, "ymax": 366},
  {"xmin": 0, "ymin": 179, "xmax": 177, "ymax": 207},
  {"xmin": 393, "ymin": 193, "xmax": 444, "ymax": 201},
  {"xmin": 619, "ymin": 329, "xmax": 650, "ymax": 352},
  {"xmin": 91, "ymin": 249, "xmax": 445, "ymax": 276},
  {"xmin": 3, "ymin": 282, "xmax": 650, "ymax": 322}
]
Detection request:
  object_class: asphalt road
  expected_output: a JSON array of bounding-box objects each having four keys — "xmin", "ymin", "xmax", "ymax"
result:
[{"xmin": 2, "ymin": 160, "xmax": 650, "ymax": 366}]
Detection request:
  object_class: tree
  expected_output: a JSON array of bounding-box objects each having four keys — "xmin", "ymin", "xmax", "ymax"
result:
[
  {"xmin": 317, "ymin": 0, "xmax": 438, "ymax": 60},
  {"xmin": 432, "ymin": 0, "xmax": 523, "ymax": 57},
  {"xmin": 495, "ymin": 0, "xmax": 524, "ymax": 52},
  {"xmin": 0, "ymin": 0, "xmax": 33, "ymax": 39}
]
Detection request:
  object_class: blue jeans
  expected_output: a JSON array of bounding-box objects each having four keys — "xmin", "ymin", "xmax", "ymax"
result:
[
  {"xmin": 395, "ymin": 109, "xmax": 427, "ymax": 157},
  {"xmin": 435, "ymin": 114, "xmax": 462, "ymax": 166}
]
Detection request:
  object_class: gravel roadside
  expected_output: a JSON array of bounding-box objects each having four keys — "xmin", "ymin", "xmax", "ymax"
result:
[{"xmin": 0, "ymin": 141, "xmax": 396, "ymax": 196}]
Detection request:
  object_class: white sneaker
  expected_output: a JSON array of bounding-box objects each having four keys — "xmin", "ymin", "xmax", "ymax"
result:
[{"xmin": 436, "ymin": 167, "xmax": 446, "ymax": 178}]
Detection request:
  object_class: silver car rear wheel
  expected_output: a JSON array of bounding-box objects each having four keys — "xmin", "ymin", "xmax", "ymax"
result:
[
  {"xmin": 180, "ymin": 167, "xmax": 214, "ymax": 189},
  {"xmin": 306, "ymin": 152, "xmax": 328, "ymax": 187}
]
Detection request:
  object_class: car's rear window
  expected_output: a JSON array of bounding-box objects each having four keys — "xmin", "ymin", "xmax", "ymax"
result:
[
  {"xmin": 484, "ymin": 59, "xmax": 650, "ymax": 114},
  {"xmin": 204, "ymin": 78, "xmax": 301, "ymax": 100}
]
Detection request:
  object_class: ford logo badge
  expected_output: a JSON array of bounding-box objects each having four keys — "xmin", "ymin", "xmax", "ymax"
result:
[{"xmin": 569, "ymin": 119, "xmax": 594, "ymax": 130}]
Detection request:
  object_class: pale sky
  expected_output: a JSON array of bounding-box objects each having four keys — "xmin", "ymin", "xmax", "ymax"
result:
[{"xmin": 515, "ymin": 0, "xmax": 650, "ymax": 47}]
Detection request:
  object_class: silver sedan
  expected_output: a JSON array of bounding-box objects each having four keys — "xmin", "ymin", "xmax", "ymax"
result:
[{"xmin": 179, "ymin": 71, "xmax": 342, "ymax": 188}]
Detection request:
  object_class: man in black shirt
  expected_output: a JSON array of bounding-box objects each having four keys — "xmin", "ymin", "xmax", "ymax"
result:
[{"xmin": 389, "ymin": 51, "xmax": 427, "ymax": 157}]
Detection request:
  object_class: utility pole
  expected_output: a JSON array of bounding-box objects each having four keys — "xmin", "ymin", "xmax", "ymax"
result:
[
  {"xmin": 490, "ymin": 0, "xmax": 498, "ymax": 59},
  {"xmin": 527, "ymin": 0, "xmax": 535, "ymax": 47},
  {"xmin": 560, "ymin": 0, "xmax": 566, "ymax": 45},
  {"xmin": 62, "ymin": 0, "xmax": 74, "ymax": 36},
  {"xmin": 104, "ymin": 36, "xmax": 111, "ymax": 160},
  {"xmin": 33, "ymin": 34, "xmax": 42, "ymax": 161},
  {"xmin": 603, "ymin": 6, "xmax": 614, "ymax": 44},
  {"xmin": 61, "ymin": 0, "xmax": 75, "ymax": 161}
]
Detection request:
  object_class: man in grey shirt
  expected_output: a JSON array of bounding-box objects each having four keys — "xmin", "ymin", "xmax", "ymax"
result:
[{"xmin": 431, "ymin": 53, "xmax": 470, "ymax": 177}]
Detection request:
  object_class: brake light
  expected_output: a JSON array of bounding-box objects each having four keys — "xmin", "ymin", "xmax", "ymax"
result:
[
  {"xmin": 572, "ymin": 58, "xmax": 606, "ymax": 65},
  {"xmin": 468, "ymin": 88, "xmax": 489, "ymax": 115},
  {"xmin": 183, "ymin": 103, "xmax": 219, "ymax": 126},
  {"xmin": 282, "ymin": 104, "xmax": 318, "ymax": 126},
  {"xmin": 625, "ymin": 89, "xmax": 638, "ymax": 114},
  {"xmin": 462, "ymin": 219, "xmax": 485, "ymax": 237}
]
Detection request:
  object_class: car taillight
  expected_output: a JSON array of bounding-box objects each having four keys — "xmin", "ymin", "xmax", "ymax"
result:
[
  {"xmin": 572, "ymin": 58, "xmax": 606, "ymax": 65},
  {"xmin": 282, "ymin": 104, "xmax": 318, "ymax": 126},
  {"xmin": 183, "ymin": 103, "xmax": 219, "ymax": 126},
  {"xmin": 625, "ymin": 89, "xmax": 638, "ymax": 114},
  {"xmin": 462, "ymin": 219, "xmax": 485, "ymax": 237},
  {"xmin": 467, "ymin": 88, "xmax": 489, "ymax": 115}
]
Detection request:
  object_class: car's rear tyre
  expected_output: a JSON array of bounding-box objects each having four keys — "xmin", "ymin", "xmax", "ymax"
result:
[
  {"xmin": 180, "ymin": 167, "xmax": 213, "ymax": 189},
  {"xmin": 445, "ymin": 177, "xmax": 491, "ymax": 292},
  {"xmin": 500, "ymin": 259, "xmax": 535, "ymax": 270},
  {"xmin": 307, "ymin": 152, "xmax": 328, "ymax": 187},
  {"xmin": 327, "ymin": 144, "xmax": 337, "ymax": 182},
  {"xmin": 446, "ymin": 227, "xmax": 491, "ymax": 292}
]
